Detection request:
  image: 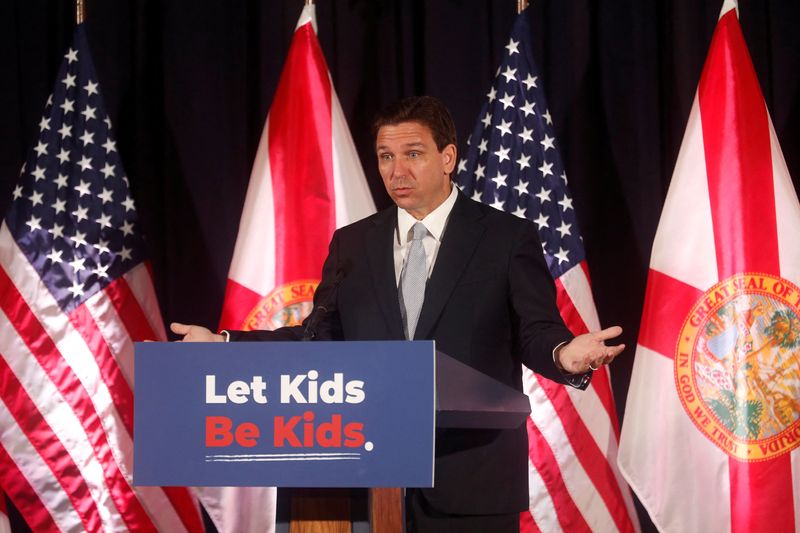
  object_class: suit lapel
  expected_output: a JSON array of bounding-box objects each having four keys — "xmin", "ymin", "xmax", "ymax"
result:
[
  {"xmin": 365, "ymin": 209, "xmax": 405, "ymax": 340},
  {"xmin": 414, "ymin": 192, "xmax": 485, "ymax": 339}
]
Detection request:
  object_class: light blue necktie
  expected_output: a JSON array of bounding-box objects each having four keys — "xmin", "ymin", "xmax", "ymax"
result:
[{"xmin": 399, "ymin": 222, "xmax": 427, "ymax": 339}]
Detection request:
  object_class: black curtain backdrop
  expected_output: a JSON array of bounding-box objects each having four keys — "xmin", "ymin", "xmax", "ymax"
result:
[{"xmin": 3, "ymin": 1, "xmax": 800, "ymax": 531}]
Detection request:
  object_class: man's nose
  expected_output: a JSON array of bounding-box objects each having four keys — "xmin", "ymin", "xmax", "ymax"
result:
[{"xmin": 392, "ymin": 158, "xmax": 407, "ymax": 178}]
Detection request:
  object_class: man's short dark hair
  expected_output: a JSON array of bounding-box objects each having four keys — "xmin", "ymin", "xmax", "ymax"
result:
[{"xmin": 372, "ymin": 96, "xmax": 457, "ymax": 151}]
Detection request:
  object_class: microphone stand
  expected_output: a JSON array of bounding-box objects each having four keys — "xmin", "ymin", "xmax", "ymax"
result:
[{"xmin": 302, "ymin": 263, "xmax": 348, "ymax": 341}]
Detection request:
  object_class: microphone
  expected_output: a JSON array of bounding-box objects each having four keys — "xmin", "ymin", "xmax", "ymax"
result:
[{"xmin": 302, "ymin": 260, "xmax": 350, "ymax": 341}]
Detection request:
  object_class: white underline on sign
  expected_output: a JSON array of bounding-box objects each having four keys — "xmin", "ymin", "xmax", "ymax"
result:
[{"xmin": 205, "ymin": 452, "xmax": 361, "ymax": 462}]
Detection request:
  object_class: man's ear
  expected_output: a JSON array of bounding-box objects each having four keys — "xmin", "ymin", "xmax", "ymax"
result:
[{"xmin": 441, "ymin": 144, "xmax": 457, "ymax": 173}]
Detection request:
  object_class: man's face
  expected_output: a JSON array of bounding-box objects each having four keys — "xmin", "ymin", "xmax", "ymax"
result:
[{"xmin": 375, "ymin": 121, "xmax": 456, "ymax": 220}]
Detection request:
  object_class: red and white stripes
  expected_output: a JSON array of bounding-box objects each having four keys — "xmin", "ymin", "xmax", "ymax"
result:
[
  {"xmin": 522, "ymin": 262, "xmax": 639, "ymax": 533},
  {"xmin": 0, "ymin": 222, "xmax": 201, "ymax": 532}
]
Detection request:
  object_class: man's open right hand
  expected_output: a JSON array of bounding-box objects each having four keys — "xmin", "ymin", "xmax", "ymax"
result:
[{"xmin": 170, "ymin": 322, "xmax": 225, "ymax": 342}]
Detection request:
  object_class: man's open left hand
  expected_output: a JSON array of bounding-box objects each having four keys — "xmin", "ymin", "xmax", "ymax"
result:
[{"xmin": 556, "ymin": 326, "xmax": 625, "ymax": 374}]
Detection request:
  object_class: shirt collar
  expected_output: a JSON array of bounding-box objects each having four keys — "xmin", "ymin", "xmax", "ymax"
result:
[{"xmin": 396, "ymin": 184, "xmax": 458, "ymax": 244}]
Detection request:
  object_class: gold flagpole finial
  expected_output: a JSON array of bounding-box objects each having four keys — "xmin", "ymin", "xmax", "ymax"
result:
[
  {"xmin": 517, "ymin": 0, "xmax": 529, "ymax": 14},
  {"xmin": 76, "ymin": 0, "xmax": 85, "ymax": 24}
]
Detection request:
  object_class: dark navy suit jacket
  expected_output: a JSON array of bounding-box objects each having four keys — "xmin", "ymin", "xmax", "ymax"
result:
[{"xmin": 230, "ymin": 190, "xmax": 584, "ymax": 515}]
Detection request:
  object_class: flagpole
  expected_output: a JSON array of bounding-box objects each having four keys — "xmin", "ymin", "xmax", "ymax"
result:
[
  {"xmin": 76, "ymin": 0, "xmax": 85, "ymax": 24},
  {"xmin": 517, "ymin": 0, "xmax": 529, "ymax": 13}
]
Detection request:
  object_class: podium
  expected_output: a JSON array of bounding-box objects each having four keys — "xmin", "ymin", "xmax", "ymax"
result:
[{"xmin": 134, "ymin": 341, "xmax": 530, "ymax": 532}]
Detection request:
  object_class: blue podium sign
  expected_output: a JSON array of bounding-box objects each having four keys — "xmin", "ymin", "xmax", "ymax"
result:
[{"xmin": 133, "ymin": 341, "xmax": 435, "ymax": 488}]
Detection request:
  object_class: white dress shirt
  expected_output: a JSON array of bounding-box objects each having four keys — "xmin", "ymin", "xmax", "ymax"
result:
[{"xmin": 393, "ymin": 184, "xmax": 458, "ymax": 285}]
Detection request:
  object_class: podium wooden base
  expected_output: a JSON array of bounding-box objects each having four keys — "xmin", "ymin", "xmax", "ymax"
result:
[
  {"xmin": 286, "ymin": 488, "xmax": 402, "ymax": 533},
  {"xmin": 289, "ymin": 489, "xmax": 351, "ymax": 533},
  {"xmin": 370, "ymin": 488, "xmax": 403, "ymax": 533}
]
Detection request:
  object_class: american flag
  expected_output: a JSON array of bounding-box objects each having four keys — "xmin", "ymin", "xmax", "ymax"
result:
[
  {"xmin": 455, "ymin": 9, "xmax": 640, "ymax": 532},
  {"xmin": 0, "ymin": 25, "xmax": 202, "ymax": 532}
]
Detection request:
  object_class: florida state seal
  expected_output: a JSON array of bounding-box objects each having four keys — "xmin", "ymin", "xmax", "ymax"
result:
[
  {"xmin": 242, "ymin": 279, "xmax": 319, "ymax": 331},
  {"xmin": 675, "ymin": 273, "xmax": 800, "ymax": 461}
]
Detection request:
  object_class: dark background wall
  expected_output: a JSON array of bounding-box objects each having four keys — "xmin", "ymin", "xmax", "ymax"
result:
[{"xmin": 2, "ymin": 1, "xmax": 800, "ymax": 531}]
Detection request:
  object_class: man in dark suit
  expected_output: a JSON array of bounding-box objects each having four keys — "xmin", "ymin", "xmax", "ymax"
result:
[{"xmin": 173, "ymin": 96, "xmax": 623, "ymax": 532}]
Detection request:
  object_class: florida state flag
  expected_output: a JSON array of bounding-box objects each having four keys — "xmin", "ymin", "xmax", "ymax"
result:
[
  {"xmin": 218, "ymin": 5, "xmax": 375, "ymax": 333},
  {"xmin": 196, "ymin": 5, "xmax": 375, "ymax": 533},
  {"xmin": 618, "ymin": 1, "xmax": 800, "ymax": 531}
]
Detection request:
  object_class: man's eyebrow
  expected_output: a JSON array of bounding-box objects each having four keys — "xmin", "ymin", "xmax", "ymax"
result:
[
  {"xmin": 376, "ymin": 141, "xmax": 426, "ymax": 151},
  {"xmin": 377, "ymin": 141, "xmax": 426, "ymax": 149}
]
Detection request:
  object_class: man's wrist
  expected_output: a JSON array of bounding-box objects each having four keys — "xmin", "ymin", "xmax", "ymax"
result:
[
  {"xmin": 552, "ymin": 340, "xmax": 569, "ymax": 372},
  {"xmin": 553, "ymin": 339, "xmax": 591, "ymax": 390}
]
